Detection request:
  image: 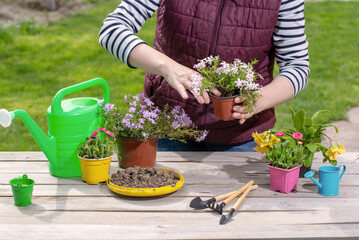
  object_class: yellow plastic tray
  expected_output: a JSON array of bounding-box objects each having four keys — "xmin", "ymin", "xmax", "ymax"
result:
[{"xmin": 107, "ymin": 168, "xmax": 184, "ymax": 197}]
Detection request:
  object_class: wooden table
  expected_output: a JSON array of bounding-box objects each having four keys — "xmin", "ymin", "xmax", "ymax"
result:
[{"xmin": 1, "ymin": 151, "xmax": 358, "ymax": 239}]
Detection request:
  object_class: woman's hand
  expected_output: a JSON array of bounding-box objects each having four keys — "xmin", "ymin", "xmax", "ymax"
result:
[
  {"xmin": 232, "ymin": 76, "xmax": 294, "ymax": 124},
  {"xmin": 129, "ymin": 44, "xmax": 221, "ymax": 104},
  {"xmin": 232, "ymin": 97, "xmax": 262, "ymax": 125},
  {"xmin": 162, "ymin": 61, "xmax": 211, "ymax": 104}
]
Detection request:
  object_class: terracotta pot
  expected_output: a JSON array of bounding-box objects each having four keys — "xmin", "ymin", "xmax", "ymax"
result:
[
  {"xmin": 268, "ymin": 164, "xmax": 301, "ymax": 194},
  {"xmin": 210, "ymin": 94, "xmax": 238, "ymax": 121},
  {"xmin": 117, "ymin": 136, "xmax": 158, "ymax": 168}
]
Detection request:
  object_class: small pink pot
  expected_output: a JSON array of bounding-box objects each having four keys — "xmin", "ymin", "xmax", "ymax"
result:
[{"xmin": 268, "ymin": 165, "xmax": 301, "ymax": 194}]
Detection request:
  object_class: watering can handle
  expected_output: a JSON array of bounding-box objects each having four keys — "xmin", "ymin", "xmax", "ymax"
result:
[
  {"xmin": 51, "ymin": 78, "xmax": 110, "ymax": 114},
  {"xmin": 339, "ymin": 164, "xmax": 346, "ymax": 181}
]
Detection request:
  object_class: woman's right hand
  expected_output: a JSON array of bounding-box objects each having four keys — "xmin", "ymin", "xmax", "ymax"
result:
[
  {"xmin": 129, "ymin": 44, "xmax": 220, "ymax": 104},
  {"xmin": 162, "ymin": 61, "xmax": 213, "ymax": 104}
]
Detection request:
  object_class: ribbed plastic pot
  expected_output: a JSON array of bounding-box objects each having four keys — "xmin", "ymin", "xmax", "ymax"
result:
[
  {"xmin": 268, "ymin": 165, "xmax": 301, "ymax": 194},
  {"xmin": 79, "ymin": 155, "xmax": 112, "ymax": 184},
  {"xmin": 117, "ymin": 137, "xmax": 158, "ymax": 168},
  {"xmin": 210, "ymin": 94, "xmax": 238, "ymax": 121}
]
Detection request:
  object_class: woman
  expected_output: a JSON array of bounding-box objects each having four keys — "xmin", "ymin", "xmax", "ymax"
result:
[{"xmin": 99, "ymin": 0, "xmax": 309, "ymax": 151}]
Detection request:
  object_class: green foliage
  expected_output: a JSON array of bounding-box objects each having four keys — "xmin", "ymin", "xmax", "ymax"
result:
[
  {"xmin": 287, "ymin": 108, "xmax": 341, "ymax": 166},
  {"xmin": 99, "ymin": 95, "xmax": 208, "ymax": 142},
  {"xmin": 18, "ymin": 20, "xmax": 44, "ymax": 35},
  {"xmin": 194, "ymin": 56, "xmax": 262, "ymax": 112},
  {"xmin": 275, "ymin": 2, "xmax": 359, "ymax": 127},
  {"xmin": 78, "ymin": 127, "xmax": 116, "ymax": 159},
  {"xmin": 265, "ymin": 133, "xmax": 306, "ymax": 169},
  {"xmin": 1, "ymin": 1, "xmax": 359, "ymax": 151}
]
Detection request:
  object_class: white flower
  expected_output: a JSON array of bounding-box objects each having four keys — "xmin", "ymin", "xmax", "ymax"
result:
[{"xmin": 191, "ymin": 73, "xmax": 203, "ymax": 97}]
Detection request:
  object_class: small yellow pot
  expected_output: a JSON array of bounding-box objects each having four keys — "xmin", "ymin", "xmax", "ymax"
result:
[{"xmin": 78, "ymin": 155, "xmax": 112, "ymax": 184}]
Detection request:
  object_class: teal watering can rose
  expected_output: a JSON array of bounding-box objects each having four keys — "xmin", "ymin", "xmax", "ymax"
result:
[{"xmin": 0, "ymin": 78, "xmax": 110, "ymax": 178}]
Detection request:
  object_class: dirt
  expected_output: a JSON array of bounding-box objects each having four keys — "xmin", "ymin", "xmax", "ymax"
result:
[
  {"xmin": 0, "ymin": 0, "xmax": 93, "ymax": 26},
  {"xmin": 110, "ymin": 166, "xmax": 180, "ymax": 188}
]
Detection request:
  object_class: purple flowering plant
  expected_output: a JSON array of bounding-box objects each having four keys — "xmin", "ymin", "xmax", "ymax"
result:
[
  {"xmin": 191, "ymin": 55, "xmax": 263, "ymax": 112},
  {"xmin": 78, "ymin": 127, "xmax": 116, "ymax": 159},
  {"xmin": 99, "ymin": 95, "xmax": 208, "ymax": 142}
]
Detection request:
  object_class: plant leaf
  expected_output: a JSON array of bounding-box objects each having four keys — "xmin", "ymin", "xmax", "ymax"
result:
[
  {"xmin": 311, "ymin": 110, "xmax": 329, "ymax": 123},
  {"xmin": 303, "ymin": 151, "xmax": 314, "ymax": 167},
  {"xmin": 306, "ymin": 143, "xmax": 318, "ymax": 152},
  {"xmin": 328, "ymin": 123, "xmax": 339, "ymax": 134},
  {"xmin": 293, "ymin": 109, "xmax": 305, "ymax": 132}
]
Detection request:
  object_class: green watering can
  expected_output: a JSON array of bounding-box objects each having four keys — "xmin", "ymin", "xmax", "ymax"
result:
[{"xmin": 0, "ymin": 78, "xmax": 110, "ymax": 178}]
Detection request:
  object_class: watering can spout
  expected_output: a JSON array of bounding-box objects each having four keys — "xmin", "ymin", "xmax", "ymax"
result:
[
  {"xmin": 2, "ymin": 109, "xmax": 57, "ymax": 167},
  {"xmin": 304, "ymin": 171, "xmax": 322, "ymax": 189}
]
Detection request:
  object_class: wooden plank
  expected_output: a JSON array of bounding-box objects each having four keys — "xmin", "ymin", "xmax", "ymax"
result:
[
  {"xmin": 1, "ymin": 208, "xmax": 358, "ymax": 226},
  {"xmin": 1, "ymin": 183, "xmax": 358, "ymax": 198},
  {"xmin": 0, "ymin": 212, "xmax": 359, "ymax": 239},
  {"xmin": 1, "ymin": 171, "xmax": 358, "ymax": 186},
  {"xmin": 1, "ymin": 160, "xmax": 359, "ymax": 175},
  {"xmin": 1, "ymin": 196, "xmax": 358, "ymax": 212},
  {"xmin": 1, "ymin": 151, "xmax": 358, "ymax": 163}
]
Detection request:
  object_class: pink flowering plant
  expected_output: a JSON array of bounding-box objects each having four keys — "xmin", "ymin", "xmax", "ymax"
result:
[
  {"xmin": 253, "ymin": 108, "xmax": 346, "ymax": 168},
  {"xmin": 285, "ymin": 108, "xmax": 345, "ymax": 167},
  {"xmin": 252, "ymin": 130, "xmax": 306, "ymax": 169},
  {"xmin": 78, "ymin": 127, "xmax": 116, "ymax": 159},
  {"xmin": 191, "ymin": 55, "xmax": 263, "ymax": 112},
  {"xmin": 99, "ymin": 95, "xmax": 208, "ymax": 143}
]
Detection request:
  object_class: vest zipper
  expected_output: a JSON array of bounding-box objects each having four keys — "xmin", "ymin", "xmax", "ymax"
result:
[
  {"xmin": 203, "ymin": 0, "xmax": 225, "ymax": 130},
  {"xmin": 209, "ymin": 0, "xmax": 225, "ymax": 55}
]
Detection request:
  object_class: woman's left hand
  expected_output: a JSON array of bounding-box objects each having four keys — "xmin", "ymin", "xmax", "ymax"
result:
[{"xmin": 232, "ymin": 97, "xmax": 261, "ymax": 125}]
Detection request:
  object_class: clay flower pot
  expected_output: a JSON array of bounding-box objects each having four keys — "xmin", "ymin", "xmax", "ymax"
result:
[
  {"xmin": 210, "ymin": 94, "xmax": 238, "ymax": 121},
  {"xmin": 117, "ymin": 136, "xmax": 158, "ymax": 169},
  {"xmin": 79, "ymin": 154, "xmax": 113, "ymax": 184},
  {"xmin": 268, "ymin": 165, "xmax": 301, "ymax": 194}
]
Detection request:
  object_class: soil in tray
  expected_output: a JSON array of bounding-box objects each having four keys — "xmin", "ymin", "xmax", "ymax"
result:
[{"xmin": 110, "ymin": 166, "xmax": 180, "ymax": 188}]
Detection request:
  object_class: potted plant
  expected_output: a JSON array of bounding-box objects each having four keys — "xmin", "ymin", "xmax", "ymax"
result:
[
  {"xmin": 286, "ymin": 108, "xmax": 346, "ymax": 177},
  {"xmin": 191, "ymin": 55, "xmax": 263, "ymax": 121},
  {"xmin": 99, "ymin": 95, "xmax": 208, "ymax": 168},
  {"xmin": 252, "ymin": 130, "xmax": 306, "ymax": 193},
  {"xmin": 77, "ymin": 127, "xmax": 116, "ymax": 184}
]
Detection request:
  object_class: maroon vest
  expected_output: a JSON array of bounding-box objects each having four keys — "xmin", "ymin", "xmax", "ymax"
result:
[{"xmin": 143, "ymin": 0, "xmax": 282, "ymax": 145}]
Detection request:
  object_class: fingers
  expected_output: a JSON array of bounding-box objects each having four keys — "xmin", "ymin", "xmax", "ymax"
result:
[
  {"xmin": 173, "ymin": 82, "xmax": 189, "ymax": 100},
  {"xmin": 232, "ymin": 105, "xmax": 254, "ymax": 125},
  {"xmin": 210, "ymin": 88, "xmax": 221, "ymax": 97}
]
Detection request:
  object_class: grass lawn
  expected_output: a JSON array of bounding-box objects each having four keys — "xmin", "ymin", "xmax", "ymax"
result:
[{"xmin": 0, "ymin": 1, "xmax": 358, "ymax": 150}]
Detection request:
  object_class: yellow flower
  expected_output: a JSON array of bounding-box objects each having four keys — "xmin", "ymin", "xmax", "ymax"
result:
[
  {"xmin": 268, "ymin": 136, "xmax": 280, "ymax": 148},
  {"xmin": 325, "ymin": 142, "xmax": 346, "ymax": 160},
  {"xmin": 254, "ymin": 144, "xmax": 270, "ymax": 154},
  {"xmin": 252, "ymin": 132, "xmax": 265, "ymax": 145},
  {"xmin": 252, "ymin": 131, "xmax": 279, "ymax": 154}
]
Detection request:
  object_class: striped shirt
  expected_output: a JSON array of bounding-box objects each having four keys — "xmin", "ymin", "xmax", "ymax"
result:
[{"xmin": 99, "ymin": 0, "xmax": 309, "ymax": 96}]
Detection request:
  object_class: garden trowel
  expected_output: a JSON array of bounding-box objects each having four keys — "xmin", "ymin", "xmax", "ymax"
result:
[{"xmin": 220, "ymin": 180, "xmax": 254, "ymax": 225}]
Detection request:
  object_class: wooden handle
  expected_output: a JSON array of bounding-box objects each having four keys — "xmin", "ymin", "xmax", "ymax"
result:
[
  {"xmin": 215, "ymin": 185, "xmax": 258, "ymax": 201},
  {"xmin": 215, "ymin": 191, "xmax": 237, "ymax": 201},
  {"xmin": 232, "ymin": 181, "xmax": 254, "ymax": 211},
  {"xmin": 223, "ymin": 180, "xmax": 254, "ymax": 205}
]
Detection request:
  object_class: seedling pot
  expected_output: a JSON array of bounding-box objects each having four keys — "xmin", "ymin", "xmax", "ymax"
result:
[
  {"xmin": 210, "ymin": 94, "xmax": 238, "ymax": 121},
  {"xmin": 79, "ymin": 155, "xmax": 112, "ymax": 184},
  {"xmin": 117, "ymin": 137, "xmax": 158, "ymax": 168},
  {"xmin": 268, "ymin": 165, "xmax": 301, "ymax": 194}
]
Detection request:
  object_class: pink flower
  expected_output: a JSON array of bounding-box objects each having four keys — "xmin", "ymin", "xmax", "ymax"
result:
[
  {"xmin": 89, "ymin": 130, "xmax": 98, "ymax": 138},
  {"xmin": 106, "ymin": 130, "xmax": 115, "ymax": 138},
  {"xmin": 87, "ymin": 139, "xmax": 93, "ymax": 143},
  {"xmin": 275, "ymin": 132, "xmax": 285, "ymax": 137},
  {"xmin": 98, "ymin": 128, "xmax": 106, "ymax": 132},
  {"xmin": 298, "ymin": 141, "xmax": 303, "ymax": 145},
  {"xmin": 292, "ymin": 132, "xmax": 303, "ymax": 139},
  {"xmin": 84, "ymin": 145, "xmax": 89, "ymax": 149}
]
